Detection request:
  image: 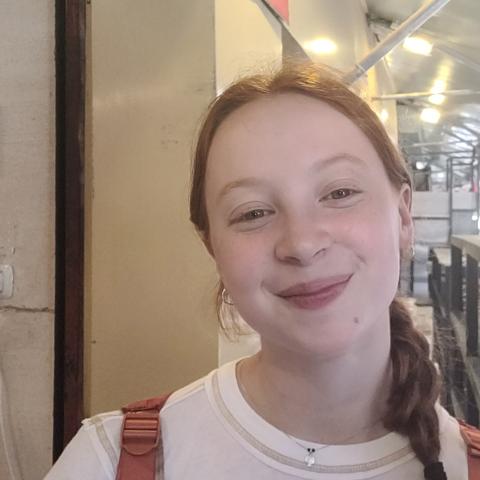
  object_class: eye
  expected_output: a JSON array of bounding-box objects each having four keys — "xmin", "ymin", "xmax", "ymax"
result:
[
  {"xmin": 326, "ymin": 188, "xmax": 356, "ymax": 200},
  {"xmin": 236, "ymin": 208, "xmax": 271, "ymax": 223}
]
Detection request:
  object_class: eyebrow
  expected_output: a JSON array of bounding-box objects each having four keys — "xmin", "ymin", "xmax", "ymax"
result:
[
  {"xmin": 216, "ymin": 153, "xmax": 368, "ymax": 202},
  {"xmin": 217, "ymin": 177, "xmax": 270, "ymax": 203},
  {"xmin": 313, "ymin": 153, "xmax": 368, "ymax": 170}
]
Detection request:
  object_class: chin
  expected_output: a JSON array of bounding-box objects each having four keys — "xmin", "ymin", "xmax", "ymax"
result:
[{"xmin": 266, "ymin": 319, "xmax": 367, "ymax": 360}]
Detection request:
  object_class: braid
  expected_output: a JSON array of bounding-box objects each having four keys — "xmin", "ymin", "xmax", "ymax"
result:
[{"xmin": 385, "ymin": 298, "xmax": 445, "ymax": 479}]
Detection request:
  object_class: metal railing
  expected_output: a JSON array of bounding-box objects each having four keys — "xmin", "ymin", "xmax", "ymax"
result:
[{"xmin": 429, "ymin": 235, "xmax": 480, "ymax": 425}]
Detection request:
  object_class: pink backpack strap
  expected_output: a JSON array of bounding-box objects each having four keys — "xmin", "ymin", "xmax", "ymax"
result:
[
  {"xmin": 116, "ymin": 394, "xmax": 172, "ymax": 480},
  {"xmin": 459, "ymin": 420, "xmax": 480, "ymax": 480}
]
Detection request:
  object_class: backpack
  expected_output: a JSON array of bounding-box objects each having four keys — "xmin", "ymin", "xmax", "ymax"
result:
[{"xmin": 115, "ymin": 396, "xmax": 480, "ymax": 480}]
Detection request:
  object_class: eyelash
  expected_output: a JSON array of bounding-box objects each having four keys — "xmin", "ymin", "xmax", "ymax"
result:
[
  {"xmin": 231, "ymin": 188, "xmax": 361, "ymax": 224},
  {"xmin": 324, "ymin": 188, "xmax": 359, "ymax": 201},
  {"xmin": 231, "ymin": 208, "xmax": 273, "ymax": 224}
]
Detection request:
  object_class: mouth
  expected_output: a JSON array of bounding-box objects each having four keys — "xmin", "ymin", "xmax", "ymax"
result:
[{"xmin": 277, "ymin": 274, "xmax": 353, "ymax": 310}]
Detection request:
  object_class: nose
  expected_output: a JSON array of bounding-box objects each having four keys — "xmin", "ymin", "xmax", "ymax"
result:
[{"xmin": 274, "ymin": 215, "xmax": 333, "ymax": 266}]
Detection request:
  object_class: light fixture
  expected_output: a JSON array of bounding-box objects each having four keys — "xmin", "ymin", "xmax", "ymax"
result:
[
  {"xmin": 379, "ymin": 109, "xmax": 389, "ymax": 123},
  {"xmin": 431, "ymin": 79, "xmax": 446, "ymax": 94},
  {"xmin": 420, "ymin": 107, "xmax": 440, "ymax": 124},
  {"xmin": 403, "ymin": 36, "xmax": 433, "ymax": 56},
  {"xmin": 305, "ymin": 38, "xmax": 337, "ymax": 55},
  {"xmin": 416, "ymin": 161, "xmax": 427, "ymax": 170},
  {"xmin": 428, "ymin": 94, "xmax": 446, "ymax": 105}
]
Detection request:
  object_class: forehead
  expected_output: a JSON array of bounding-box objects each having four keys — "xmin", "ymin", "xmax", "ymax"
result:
[{"xmin": 205, "ymin": 93, "xmax": 387, "ymax": 192}]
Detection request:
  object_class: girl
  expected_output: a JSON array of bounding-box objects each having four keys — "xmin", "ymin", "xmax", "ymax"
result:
[{"xmin": 45, "ymin": 62, "xmax": 468, "ymax": 480}]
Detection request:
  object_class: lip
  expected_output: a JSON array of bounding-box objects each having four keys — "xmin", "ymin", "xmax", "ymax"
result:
[{"xmin": 277, "ymin": 274, "xmax": 352, "ymax": 310}]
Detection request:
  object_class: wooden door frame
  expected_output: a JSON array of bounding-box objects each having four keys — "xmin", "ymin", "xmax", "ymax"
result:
[{"xmin": 54, "ymin": 0, "xmax": 85, "ymax": 459}]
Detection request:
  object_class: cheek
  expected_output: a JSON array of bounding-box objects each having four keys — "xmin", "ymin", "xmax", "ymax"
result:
[
  {"xmin": 210, "ymin": 230, "xmax": 270, "ymax": 293},
  {"xmin": 366, "ymin": 212, "xmax": 401, "ymax": 298},
  {"xmin": 340, "ymin": 203, "xmax": 400, "ymax": 252},
  {"xmin": 336, "ymin": 205, "xmax": 401, "ymax": 280}
]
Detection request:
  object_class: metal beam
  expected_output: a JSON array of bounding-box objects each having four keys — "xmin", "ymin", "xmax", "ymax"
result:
[
  {"xmin": 373, "ymin": 90, "xmax": 480, "ymax": 101},
  {"xmin": 344, "ymin": 0, "xmax": 451, "ymax": 84},
  {"xmin": 443, "ymin": 130, "xmax": 476, "ymax": 144},
  {"xmin": 436, "ymin": 43, "xmax": 480, "ymax": 75},
  {"xmin": 407, "ymin": 153, "xmax": 473, "ymax": 159},
  {"xmin": 369, "ymin": 18, "xmax": 480, "ymax": 75},
  {"xmin": 458, "ymin": 123, "xmax": 480, "ymax": 137},
  {"xmin": 404, "ymin": 141, "xmax": 467, "ymax": 149}
]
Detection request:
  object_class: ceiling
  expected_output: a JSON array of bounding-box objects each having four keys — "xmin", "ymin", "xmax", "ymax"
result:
[{"xmin": 365, "ymin": 0, "xmax": 480, "ymax": 178}]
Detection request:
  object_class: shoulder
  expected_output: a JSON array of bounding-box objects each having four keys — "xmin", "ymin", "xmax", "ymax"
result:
[
  {"xmin": 43, "ymin": 410, "xmax": 123, "ymax": 479},
  {"xmin": 87, "ymin": 370, "xmax": 211, "ymax": 451},
  {"xmin": 161, "ymin": 372, "xmax": 207, "ymax": 414},
  {"xmin": 44, "ymin": 370, "xmax": 214, "ymax": 479}
]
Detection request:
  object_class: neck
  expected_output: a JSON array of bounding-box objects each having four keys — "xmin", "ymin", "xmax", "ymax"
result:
[{"xmin": 237, "ymin": 325, "xmax": 392, "ymax": 444}]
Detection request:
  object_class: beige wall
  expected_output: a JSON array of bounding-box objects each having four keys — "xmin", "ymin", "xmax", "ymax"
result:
[
  {"xmin": 86, "ymin": 0, "xmax": 218, "ymax": 415},
  {"xmin": 0, "ymin": 1, "xmax": 55, "ymax": 479},
  {"xmin": 289, "ymin": 0, "xmax": 371, "ymax": 70},
  {"xmin": 215, "ymin": 0, "xmax": 282, "ymax": 94}
]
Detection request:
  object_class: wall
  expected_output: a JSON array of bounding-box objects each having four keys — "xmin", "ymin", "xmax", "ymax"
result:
[
  {"xmin": 215, "ymin": 0, "xmax": 282, "ymax": 94},
  {"xmin": 289, "ymin": 0, "xmax": 371, "ymax": 70},
  {"xmin": 0, "ymin": 1, "xmax": 55, "ymax": 479},
  {"xmin": 86, "ymin": 0, "xmax": 218, "ymax": 415}
]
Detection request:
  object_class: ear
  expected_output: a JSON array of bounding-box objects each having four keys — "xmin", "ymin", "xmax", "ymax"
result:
[{"xmin": 398, "ymin": 183, "xmax": 413, "ymax": 253}]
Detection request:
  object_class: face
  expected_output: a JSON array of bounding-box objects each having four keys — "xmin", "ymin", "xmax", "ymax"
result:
[{"xmin": 205, "ymin": 93, "xmax": 412, "ymax": 358}]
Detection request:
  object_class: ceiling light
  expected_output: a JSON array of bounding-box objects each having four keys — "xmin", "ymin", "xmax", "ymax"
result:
[
  {"xmin": 428, "ymin": 94, "xmax": 445, "ymax": 105},
  {"xmin": 305, "ymin": 38, "xmax": 337, "ymax": 55},
  {"xmin": 420, "ymin": 107, "xmax": 440, "ymax": 124},
  {"xmin": 416, "ymin": 161, "xmax": 427, "ymax": 170},
  {"xmin": 431, "ymin": 79, "xmax": 446, "ymax": 94},
  {"xmin": 379, "ymin": 109, "xmax": 389, "ymax": 123},
  {"xmin": 403, "ymin": 36, "xmax": 433, "ymax": 56}
]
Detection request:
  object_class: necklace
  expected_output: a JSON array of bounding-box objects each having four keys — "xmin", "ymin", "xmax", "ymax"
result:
[
  {"xmin": 236, "ymin": 360, "xmax": 384, "ymax": 468},
  {"xmin": 283, "ymin": 418, "xmax": 383, "ymax": 467}
]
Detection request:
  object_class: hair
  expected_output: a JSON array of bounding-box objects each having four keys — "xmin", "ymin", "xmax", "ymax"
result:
[{"xmin": 189, "ymin": 61, "xmax": 443, "ymax": 477}]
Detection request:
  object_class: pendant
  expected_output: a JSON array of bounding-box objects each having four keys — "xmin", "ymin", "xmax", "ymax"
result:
[{"xmin": 304, "ymin": 448, "xmax": 316, "ymax": 467}]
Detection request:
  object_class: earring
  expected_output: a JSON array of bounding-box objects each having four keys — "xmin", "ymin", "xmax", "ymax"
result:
[
  {"xmin": 401, "ymin": 244, "xmax": 415, "ymax": 261},
  {"xmin": 221, "ymin": 288, "xmax": 234, "ymax": 306},
  {"xmin": 402, "ymin": 245, "xmax": 415, "ymax": 260}
]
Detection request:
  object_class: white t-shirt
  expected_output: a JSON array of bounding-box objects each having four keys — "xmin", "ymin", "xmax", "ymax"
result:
[{"xmin": 45, "ymin": 360, "xmax": 468, "ymax": 479}]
